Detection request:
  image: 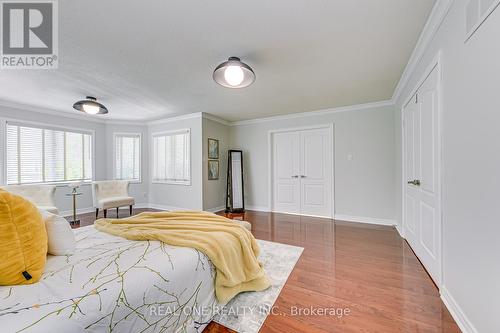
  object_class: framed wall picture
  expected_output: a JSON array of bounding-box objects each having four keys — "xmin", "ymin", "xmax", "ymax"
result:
[
  {"xmin": 208, "ymin": 160, "xmax": 219, "ymax": 180},
  {"xmin": 208, "ymin": 138, "xmax": 219, "ymax": 159}
]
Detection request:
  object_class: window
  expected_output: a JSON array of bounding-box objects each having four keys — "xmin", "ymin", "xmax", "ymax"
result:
[
  {"xmin": 114, "ymin": 133, "xmax": 141, "ymax": 181},
  {"xmin": 6, "ymin": 123, "xmax": 93, "ymax": 185},
  {"xmin": 152, "ymin": 129, "xmax": 190, "ymax": 184}
]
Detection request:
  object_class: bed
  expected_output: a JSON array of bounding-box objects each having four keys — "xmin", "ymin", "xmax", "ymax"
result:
[{"xmin": 0, "ymin": 225, "xmax": 220, "ymax": 333}]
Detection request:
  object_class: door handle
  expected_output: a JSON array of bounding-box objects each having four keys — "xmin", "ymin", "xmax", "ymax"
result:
[
  {"xmin": 300, "ymin": 175, "xmax": 306, "ymax": 178},
  {"xmin": 407, "ymin": 180, "xmax": 421, "ymax": 186},
  {"xmin": 292, "ymin": 175, "xmax": 299, "ymax": 178}
]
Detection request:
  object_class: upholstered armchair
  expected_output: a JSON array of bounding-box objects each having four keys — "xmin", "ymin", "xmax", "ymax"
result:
[
  {"xmin": 92, "ymin": 180, "xmax": 135, "ymax": 218},
  {"xmin": 1, "ymin": 184, "xmax": 58, "ymax": 214}
]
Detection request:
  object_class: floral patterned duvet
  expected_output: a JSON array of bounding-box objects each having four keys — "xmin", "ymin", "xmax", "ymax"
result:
[{"xmin": 0, "ymin": 225, "xmax": 219, "ymax": 333}]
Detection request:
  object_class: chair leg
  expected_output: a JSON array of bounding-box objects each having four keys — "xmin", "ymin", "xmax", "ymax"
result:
[
  {"xmin": 104, "ymin": 209, "xmax": 107, "ymax": 218},
  {"xmin": 129, "ymin": 205, "xmax": 133, "ymax": 216},
  {"xmin": 95, "ymin": 208, "xmax": 99, "ymax": 218},
  {"xmin": 116, "ymin": 207, "xmax": 119, "ymax": 218}
]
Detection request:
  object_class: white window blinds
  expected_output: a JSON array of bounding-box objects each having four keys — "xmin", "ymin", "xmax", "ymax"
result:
[
  {"xmin": 6, "ymin": 123, "xmax": 93, "ymax": 185},
  {"xmin": 152, "ymin": 130, "xmax": 190, "ymax": 184},
  {"xmin": 114, "ymin": 133, "xmax": 141, "ymax": 181}
]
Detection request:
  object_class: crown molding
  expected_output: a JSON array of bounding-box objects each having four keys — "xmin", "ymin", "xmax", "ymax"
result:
[
  {"xmin": 391, "ymin": 0, "xmax": 455, "ymax": 103},
  {"xmin": 202, "ymin": 112, "xmax": 232, "ymax": 126},
  {"xmin": 104, "ymin": 119, "xmax": 149, "ymax": 126},
  {"xmin": 0, "ymin": 99, "xmax": 397, "ymax": 129},
  {"xmin": 230, "ymin": 100, "xmax": 394, "ymax": 126},
  {"xmin": 147, "ymin": 112, "xmax": 203, "ymax": 126}
]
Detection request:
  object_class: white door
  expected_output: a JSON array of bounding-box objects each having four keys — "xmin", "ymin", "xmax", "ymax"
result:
[
  {"xmin": 272, "ymin": 127, "xmax": 333, "ymax": 218},
  {"xmin": 404, "ymin": 96, "xmax": 420, "ymax": 253},
  {"xmin": 403, "ymin": 65, "xmax": 441, "ymax": 286},
  {"xmin": 273, "ymin": 131, "xmax": 301, "ymax": 214},
  {"xmin": 300, "ymin": 128, "xmax": 333, "ymax": 217}
]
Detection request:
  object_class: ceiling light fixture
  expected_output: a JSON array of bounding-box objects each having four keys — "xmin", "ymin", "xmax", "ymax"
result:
[
  {"xmin": 213, "ymin": 57, "xmax": 255, "ymax": 88},
  {"xmin": 73, "ymin": 96, "xmax": 108, "ymax": 115}
]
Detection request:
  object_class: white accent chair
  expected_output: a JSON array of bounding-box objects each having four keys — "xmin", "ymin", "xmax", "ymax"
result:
[
  {"xmin": 92, "ymin": 180, "xmax": 135, "ymax": 218},
  {"xmin": 1, "ymin": 184, "xmax": 59, "ymax": 214}
]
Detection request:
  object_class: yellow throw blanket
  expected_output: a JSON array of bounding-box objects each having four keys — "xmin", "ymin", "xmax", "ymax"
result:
[{"xmin": 94, "ymin": 211, "xmax": 270, "ymax": 303}]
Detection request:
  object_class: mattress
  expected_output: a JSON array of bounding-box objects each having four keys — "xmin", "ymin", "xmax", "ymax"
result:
[{"xmin": 0, "ymin": 226, "xmax": 219, "ymax": 333}]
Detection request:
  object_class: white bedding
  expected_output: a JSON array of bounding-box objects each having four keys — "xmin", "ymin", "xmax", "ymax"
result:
[{"xmin": 0, "ymin": 226, "xmax": 219, "ymax": 333}]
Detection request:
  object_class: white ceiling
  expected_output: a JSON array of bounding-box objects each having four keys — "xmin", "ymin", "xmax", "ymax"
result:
[{"xmin": 0, "ymin": 0, "xmax": 435, "ymax": 122}]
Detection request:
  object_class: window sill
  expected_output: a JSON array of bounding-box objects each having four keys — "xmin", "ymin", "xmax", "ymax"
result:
[
  {"xmin": 2, "ymin": 180, "xmax": 92, "ymax": 187},
  {"xmin": 115, "ymin": 179, "xmax": 143, "ymax": 184},
  {"xmin": 152, "ymin": 180, "xmax": 191, "ymax": 186}
]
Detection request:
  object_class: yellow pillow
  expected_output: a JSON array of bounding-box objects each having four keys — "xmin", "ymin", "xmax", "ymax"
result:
[{"xmin": 0, "ymin": 189, "xmax": 47, "ymax": 285}]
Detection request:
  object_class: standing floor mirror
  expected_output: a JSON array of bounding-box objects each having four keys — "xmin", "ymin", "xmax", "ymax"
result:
[{"xmin": 226, "ymin": 150, "xmax": 245, "ymax": 213}]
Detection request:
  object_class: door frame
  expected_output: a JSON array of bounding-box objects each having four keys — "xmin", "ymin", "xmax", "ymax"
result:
[
  {"xmin": 401, "ymin": 51, "xmax": 443, "ymax": 287},
  {"xmin": 268, "ymin": 123, "xmax": 335, "ymax": 219}
]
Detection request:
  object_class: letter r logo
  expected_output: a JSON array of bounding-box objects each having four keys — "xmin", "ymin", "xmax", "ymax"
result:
[{"xmin": 2, "ymin": 2, "xmax": 53, "ymax": 54}]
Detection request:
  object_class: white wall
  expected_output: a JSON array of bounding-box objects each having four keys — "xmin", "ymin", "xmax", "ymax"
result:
[
  {"xmin": 230, "ymin": 104, "xmax": 396, "ymax": 221},
  {"xmin": 202, "ymin": 117, "xmax": 229, "ymax": 211},
  {"xmin": 105, "ymin": 123, "xmax": 149, "ymax": 205},
  {"xmin": 148, "ymin": 116, "xmax": 203, "ymax": 210},
  {"xmin": 0, "ymin": 105, "xmax": 107, "ymax": 213},
  {"xmin": 394, "ymin": 1, "xmax": 500, "ymax": 331}
]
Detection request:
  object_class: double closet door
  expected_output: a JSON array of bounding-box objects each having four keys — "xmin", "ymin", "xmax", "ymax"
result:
[
  {"xmin": 403, "ymin": 64, "xmax": 441, "ymax": 286},
  {"xmin": 272, "ymin": 127, "xmax": 333, "ymax": 218}
]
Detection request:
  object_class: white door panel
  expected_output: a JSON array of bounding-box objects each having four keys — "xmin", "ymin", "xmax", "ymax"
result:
[
  {"xmin": 420, "ymin": 89, "xmax": 436, "ymax": 194},
  {"xmin": 302, "ymin": 132, "xmax": 325, "ymax": 179},
  {"xmin": 302, "ymin": 184, "xmax": 325, "ymax": 205},
  {"xmin": 404, "ymin": 194, "xmax": 416, "ymax": 234},
  {"xmin": 403, "ymin": 64, "xmax": 441, "ymax": 286},
  {"xmin": 404, "ymin": 101, "xmax": 419, "ymax": 246},
  {"xmin": 420, "ymin": 201, "xmax": 436, "ymax": 259}
]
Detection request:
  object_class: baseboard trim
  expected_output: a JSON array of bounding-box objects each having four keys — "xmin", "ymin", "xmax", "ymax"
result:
[
  {"xmin": 245, "ymin": 205, "xmax": 271, "ymax": 212},
  {"xmin": 134, "ymin": 203, "xmax": 150, "ymax": 209},
  {"xmin": 395, "ymin": 223, "xmax": 404, "ymax": 238},
  {"xmin": 441, "ymin": 286, "xmax": 478, "ymax": 333},
  {"xmin": 334, "ymin": 214, "xmax": 396, "ymax": 226},
  {"xmin": 205, "ymin": 206, "xmax": 225, "ymax": 213},
  {"xmin": 59, "ymin": 205, "xmax": 395, "ymax": 228}
]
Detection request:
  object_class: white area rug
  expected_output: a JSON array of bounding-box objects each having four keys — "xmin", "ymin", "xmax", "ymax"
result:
[{"xmin": 213, "ymin": 239, "xmax": 303, "ymax": 333}]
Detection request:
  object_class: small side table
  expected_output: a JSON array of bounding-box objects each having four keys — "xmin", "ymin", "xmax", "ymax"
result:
[{"xmin": 66, "ymin": 191, "xmax": 82, "ymax": 226}]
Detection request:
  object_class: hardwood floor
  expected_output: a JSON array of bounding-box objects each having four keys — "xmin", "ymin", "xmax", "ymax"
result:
[{"xmin": 71, "ymin": 210, "xmax": 460, "ymax": 332}]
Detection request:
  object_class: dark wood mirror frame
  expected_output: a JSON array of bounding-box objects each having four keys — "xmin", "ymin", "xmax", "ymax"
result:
[{"xmin": 225, "ymin": 150, "xmax": 245, "ymax": 213}]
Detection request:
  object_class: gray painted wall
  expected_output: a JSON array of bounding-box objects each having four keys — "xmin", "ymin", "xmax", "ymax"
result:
[
  {"xmin": 230, "ymin": 104, "xmax": 396, "ymax": 220},
  {"xmin": 104, "ymin": 123, "xmax": 149, "ymax": 205},
  {"xmin": 394, "ymin": 0, "xmax": 500, "ymax": 331},
  {"xmin": 202, "ymin": 117, "xmax": 230, "ymax": 211},
  {"xmin": 148, "ymin": 116, "xmax": 203, "ymax": 210}
]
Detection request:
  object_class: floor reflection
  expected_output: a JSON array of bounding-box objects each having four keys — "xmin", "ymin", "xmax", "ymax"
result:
[{"xmin": 220, "ymin": 210, "xmax": 460, "ymax": 333}]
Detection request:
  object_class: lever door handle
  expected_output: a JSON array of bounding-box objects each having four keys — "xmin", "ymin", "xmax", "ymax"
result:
[
  {"xmin": 300, "ymin": 175, "xmax": 306, "ymax": 178},
  {"xmin": 292, "ymin": 175, "xmax": 298, "ymax": 178},
  {"xmin": 407, "ymin": 180, "xmax": 421, "ymax": 186}
]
